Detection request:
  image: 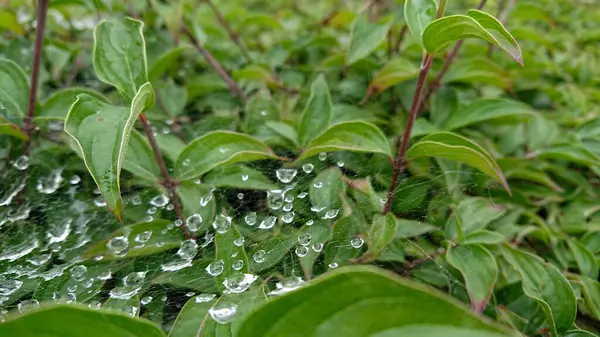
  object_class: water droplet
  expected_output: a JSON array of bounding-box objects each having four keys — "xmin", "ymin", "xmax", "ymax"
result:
[
  {"xmin": 302, "ymin": 163, "xmax": 314, "ymax": 174},
  {"xmin": 0, "ymin": 278, "xmax": 23, "ymax": 296},
  {"xmin": 241, "ymin": 174, "xmax": 249, "ymax": 181},
  {"xmin": 313, "ymin": 181, "xmax": 323, "ymax": 188},
  {"xmin": 337, "ymin": 161, "xmax": 345, "ymax": 167},
  {"xmin": 70, "ymin": 265, "xmax": 87, "ymax": 281},
  {"xmin": 312, "ymin": 242, "xmax": 323, "ymax": 252},
  {"xmin": 182, "ymin": 159, "xmax": 191, "ymax": 167},
  {"xmin": 282, "ymin": 203, "xmax": 293, "ymax": 212},
  {"xmin": 36, "ymin": 169, "xmax": 64, "ymax": 194},
  {"xmin": 147, "ymin": 207, "xmax": 157, "ymax": 215},
  {"xmin": 253, "ymin": 250, "xmax": 266, "ymax": 263},
  {"xmin": 107, "ymin": 236, "xmax": 128, "ymax": 256},
  {"xmin": 328, "ymin": 262, "xmax": 339, "ymax": 269},
  {"xmin": 297, "ymin": 192, "xmax": 308, "ymax": 199},
  {"xmin": 186, "ymin": 292, "xmax": 195, "ymax": 297},
  {"xmin": 161, "ymin": 258, "xmax": 192, "ymax": 272},
  {"xmin": 141, "ymin": 296, "xmax": 153, "ymax": 305},
  {"xmin": 299, "ymin": 234, "xmax": 312, "ymax": 246},
  {"xmin": 166, "ymin": 204, "xmax": 174, "ymax": 210},
  {"xmin": 200, "ymin": 192, "xmax": 213, "ymax": 207},
  {"xmin": 206, "ymin": 260, "xmax": 225, "ymax": 276},
  {"xmin": 194, "ymin": 178, "xmax": 202, "ymax": 185},
  {"xmin": 27, "ymin": 254, "xmax": 51, "ymax": 266},
  {"xmin": 0, "ymin": 237, "xmax": 39, "ymax": 262},
  {"xmin": 260, "ymin": 110, "xmax": 268, "ymax": 116},
  {"xmin": 177, "ymin": 240, "xmax": 198, "ymax": 260},
  {"xmin": 233, "ymin": 237, "xmax": 245, "ymax": 247},
  {"xmin": 323, "ymin": 209, "xmax": 339, "ymax": 219},
  {"xmin": 276, "ymin": 168, "xmax": 297, "ymax": 183},
  {"xmin": 135, "ymin": 231, "xmax": 152, "ymax": 243},
  {"xmin": 130, "ymin": 195, "xmax": 142, "ymax": 205},
  {"xmin": 231, "ymin": 251, "xmax": 239, "ymax": 258},
  {"xmin": 212, "ymin": 215, "xmax": 232, "ymax": 234},
  {"xmin": 295, "ymin": 245, "xmax": 308, "ymax": 257},
  {"xmin": 123, "ymin": 272, "xmax": 146, "ymax": 288},
  {"xmin": 318, "ymin": 152, "xmax": 327, "ymax": 161},
  {"xmin": 209, "ymin": 301, "xmax": 238, "ymax": 324},
  {"xmin": 267, "ymin": 190, "xmax": 284, "ymax": 210},
  {"xmin": 12, "ymin": 155, "xmax": 29, "ymax": 170},
  {"xmin": 18, "ymin": 299, "xmax": 39, "ymax": 314},
  {"xmin": 150, "ymin": 194, "xmax": 169, "ymax": 207},
  {"xmin": 223, "ymin": 273, "xmax": 257, "ymax": 293},
  {"xmin": 68, "ymin": 175, "xmax": 81, "ymax": 185},
  {"xmin": 187, "ymin": 214, "xmax": 203, "ymax": 232},
  {"xmin": 88, "ymin": 301, "xmax": 101, "ymax": 310},
  {"xmin": 281, "ymin": 212, "xmax": 294, "ymax": 224},
  {"xmin": 67, "ymin": 284, "xmax": 78, "ymax": 293},
  {"xmin": 237, "ymin": 193, "xmax": 244, "ymax": 200},
  {"xmin": 232, "ymin": 260, "xmax": 244, "ymax": 270},
  {"xmin": 47, "ymin": 218, "xmax": 72, "ymax": 244},
  {"xmin": 97, "ymin": 270, "xmax": 112, "ymax": 280},
  {"xmin": 350, "ymin": 237, "xmax": 364, "ymax": 249},
  {"xmin": 195, "ymin": 293, "xmax": 216, "ymax": 303},
  {"xmin": 269, "ymin": 276, "xmax": 305, "ymax": 296},
  {"xmin": 258, "ymin": 216, "xmax": 277, "ymax": 229},
  {"xmin": 93, "ymin": 197, "xmax": 106, "ymax": 207},
  {"xmin": 305, "ymin": 220, "xmax": 314, "ymax": 226},
  {"xmin": 244, "ymin": 212, "xmax": 257, "ymax": 226}
]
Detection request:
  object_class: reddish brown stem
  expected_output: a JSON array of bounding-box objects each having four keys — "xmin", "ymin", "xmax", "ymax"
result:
[
  {"xmin": 383, "ymin": 54, "xmax": 434, "ymax": 215},
  {"xmin": 181, "ymin": 25, "xmax": 248, "ymax": 103},
  {"xmin": 139, "ymin": 113, "xmax": 191, "ymax": 239},
  {"xmin": 421, "ymin": 0, "xmax": 488, "ymax": 108},
  {"xmin": 205, "ymin": 0, "xmax": 252, "ymax": 63},
  {"xmin": 22, "ymin": 0, "xmax": 50, "ymax": 156}
]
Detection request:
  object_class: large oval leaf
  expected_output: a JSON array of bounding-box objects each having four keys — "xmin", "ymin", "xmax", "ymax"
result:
[
  {"xmin": 404, "ymin": 0, "xmax": 438, "ymax": 48},
  {"xmin": 237, "ymin": 266, "xmax": 515, "ymax": 336},
  {"xmin": 94, "ymin": 18, "xmax": 148, "ymax": 101},
  {"xmin": 298, "ymin": 75, "xmax": 333, "ymax": 146},
  {"xmin": 442, "ymin": 99, "xmax": 533, "ymax": 131},
  {"xmin": 406, "ymin": 132, "xmax": 509, "ymax": 193},
  {"xmin": 0, "ymin": 305, "xmax": 165, "ymax": 337},
  {"xmin": 64, "ymin": 82, "xmax": 155, "ymax": 221},
  {"xmin": 0, "ymin": 58, "xmax": 29, "ymax": 120},
  {"xmin": 422, "ymin": 10, "xmax": 522, "ymax": 65},
  {"xmin": 300, "ymin": 121, "xmax": 392, "ymax": 161},
  {"xmin": 174, "ymin": 131, "xmax": 279, "ymax": 181}
]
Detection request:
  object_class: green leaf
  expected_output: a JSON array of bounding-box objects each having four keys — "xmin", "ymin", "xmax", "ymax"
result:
[
  {"xmin": 202, "ymin": 165, "xmax": 278, "ymax": 191},
  {"xmin": 93, "ymin": 18, "xmax": 148, "ymax": 101},
  {"xmin": 248, "ymin": 231, "xmax": 298, "ymax": 272},
  {"xmin": 0, "ymin": 58, "xmax": 29, "ymax": 120},
  {"xmin": 174, "ymin": 131, "xmax": 279, "ymax": 181},
  {"xmin": 366, "ymin": 214, "xmax": 397, "ymax": 260},
  {"xmin": 500, "ymin": 245, "xmax": 577, "ymax": 335},
  {"xmin": 325, "ymin": 215, "xmax": 363, "ymax": 267},
  {"xmin": 373, "ymin": 326, "xmax": 509, "ymax": 337},
  {"xmin": 404, "ymin": 0, "xmax": 438, "ymax": 48},
  {"xmin": 214, "ymin": 225, "xmax": 250, "ymax": 292},
  {"xmin": 366, "ymin": 58, "xmax": 419, "ymax": 95},
  {"xmin": 148, "ymin": 46, "xmax": 189, "ymax": 82},
  {"xmin": 442, "ymin": 57, "xmax": 509, "ymax": 88},
  {"xmin": 147, "ymin": 80, "xmax": 187, "ymax": 120},
  {"xmin": 578, "ymin": 276, "xmax": 600, "ymax": 320},
  {"xmin": 347, "ymin": 16, "xmax": 393, "ymax": 65},
  {"xmin": 122, "ymin": 130, "xmax": 160, "ymax": 182},
  {"xmin": 430, "ymin": 86, "xmax": 457, "ymax": 127},
  {"xmin": 298, "ymin": 75, "xmax": 333, "ymax": 146},
  {"xmin": 0, "ymin": 305, "xmax": 165, "ymax": 337},
  {"xmin": 155, "ymin": 133, "xmax": 185, "ymax": 163},
  {"xmin": 422, "ymin": 10, "xmax": 523, "ymax": 65},
  {"xmin": 446, "ymin": 244, "xmax": 498, "ymax": 312},
  {"xmin": 37, "ymin": 88, "xmax": 109, "ymax": 121},
  {"xmin": 300, "ymin": 121, "xmax": 392, "ymax": 161},
  {"xmin": 299, "ymin": 225, "xmax": 333, "ymax": 279},
  {"xmin": 175, "ymin": 182, "xmax": 216, "ymax": 224},
  {"xmin": 536, "ymin": 144, "xmax": 600, "ymax": 167},
  {"xmin": 391, "ymin": 177, "xmax": 429, "ymax": 214},
  {"xmin": 454, "ymin": 197, "xmax": 506, "ymax": 234},
  {"xmin": 442, "ymin": 99, "xmax": 533, "ymax": 131},
  {"xmin": 64, "ymin": 82, "xmax": 155, "ymax": 221},
  {"xmin": 395, "ymin": 219, "xmax": 437, "ymax": 238},
  {"xmin": 309, "ymin": 167, "xmax": 346, "ymax": 211},
  {"xmin": 407, "ymin": 132, "xmax": 509, "ymax": 193},
  {"xmin": 244, "ymin": 89, "xmax": 279, "ymax": 134},
  {"xmin": 560, "ymin": 330, "xmax": 598, "ymax": 337},
  {"xmin": 462, "ymin": 230, "xmax": 507, "ymax": 245},
  {"xmin": 567, "ymin": 239, "xmax": 599, "ymax": 279},
  {"xmin": 82, "ymin": 219, "xmax": 184, "ymax": 261},
  {"xmin": 265, "ymin": 121, "xmax": 298, "ymax": 147},
  {"xmin": 0, "ymin": 10, "xmax": 25, "ymax": 35},
  {"xmin": 237, "ymin": 266, "xmax": 514, "ymax": 336},
  {"xmin": 152, "ymin": 259, "xmax": 218, "ymax": 293},
  {"xmin": 0, "ymin": 116, "xmax": 27, "ymax": 140}
]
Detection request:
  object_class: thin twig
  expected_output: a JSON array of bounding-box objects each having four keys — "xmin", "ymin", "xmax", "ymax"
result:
[
  {"xmin": 22, "ymin": 0, "xmax": 50, "ymax": 156},
  {"xmin": 181, "ymin": 24, "xmax": 248, "ymax": 103},
  {"xmin": 420, "ymin": 0, "xmax": 487, "ymax": 108},
  {"xmin": 393, "ymin": 25, "xmax": 408, "ymax": 54},
  {"xmin": 205, "ymin": 0, "xmax": 252, "ymax": 63},
  {"xmin": 382, "ymin": 54, "xmax": 434, "ymax": 215},
  {"xmin": 139, "ymin": 114, "xmax": 191, "ymax": 239}
]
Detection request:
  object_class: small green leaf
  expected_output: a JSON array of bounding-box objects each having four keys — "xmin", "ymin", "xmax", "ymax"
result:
[
  {"xmin": 0, "ymin": 305, "xmax": 165, "ymax": 337},
  {"xmin": 249, "ymin": 231, "xmax": 298, "ymax": 272},
  {"xmin": 462, "ymin": 230, "xmax": 507, "ymax": 245},
  {"xmin": 300, "ymin": 121, "xmax": 392, "ymax": 161},
  {"xmin": 500, "ymin": 245, "xmax": 577, "ymax": 335},
  {"xmin": 214, "ymin": 225, "xmax": 250, "ymax": 292},
  {"xmin": 567, "ymin": 239, "xmax": 599, "ymax": 279},
  {"xmin": 146, "ymin": 80, "xmax": 187, "ymax": 120},
  {"xmin": 536, "ymin": 144, "xmax": 600, "ymax": 167},
  {"xmin": 238, "ymin": 266, "xmax": 514, "ymax": 336},
  {"xmin": 203, "ymin": 165, "xmax": 278, "ymax": 191},
  {"xmin": 244, "ymin": 89, "xmax": 279, "ymax": 134},
  {"xmin": 407, "ymin": 132, "xmax": 510, "ymax": 193},
  {"xmin": 0, "ymin": 58, "xmax": 29, "ymax": 120},
  {"xmin": 152, "ymin": 259, "xmax": 218, "ymax": 293},
  {"xmin": 298, "ymin": 75, "xmax": 333, "ymax": 146},
  {"xmin": 430, "ymin": 86, "xmax": 457, "ymax": 127},
  {"xmin": 155, "ymin": 133, "xmax": 185, "ymax": 163},
  {"xmin": 175, "ymin": 182, "xmax": 216, "ymax": 225},
  {"xmin": 422, "ymin": 11, "xmax": 523, "ymax": 65},
  {"xmin": 123, "ymin": 130, "xmax": 161, "ymax": 182},
  {"xmin": 404, "ymin": 0, "xmax": 438, "ymax": 47},
  {"xmin": 374, "ymin": 326, "xmax": 509, "ymax": 337},
  {"xmin": 148, "ymin": 46, "xmax": 189, "ymax": 82},
  {"xmin": 83, "ymin": 219, "xmax": 184, "ymax": 261},
  {"xmin": 65, "ymin": 82, "xmax": 155, "ymax": 221},
  {"xmin": 37, "ymin": 88, "xmax": 109, "ymax": 121},
  {"xmin": 167, "ymin": 292, "xmax": 217, "ymax": 337},
  {"xmin": 93, "ymin": 18, "xmax": 148, "ymax": 101},
  {"xmin": 367, "ymin": 214, "xmax": 397, "ymax": 260},
  {"xmin": 347, "ymin": 16, "xmax": 393, "ymax": 65},
  {"xmin": 442, "ymin": 99, "xmax": 532, "ymax": 131},
  {"xmin": 446, "ymin": 244, "xmax": 498, "ymax": 312},
  {"xmin": 174, "ymin": 131, "xmax": 279, "ymax": 181},
  {"xmin": 442, "ymin": 56, "xmax": 509, "ymax": 88},
  {"xmin": 578, "ymin": 276, "xmax": 600, "ymax": 320},
  {"xmin": 0, "ymin": 116, "xmax": 27, "ymax": 140},
  {"xmin": 309, "ymin": 167, "xmax": 346, "ymax": 211},
  {"xmin": 365, "ymin": 58, "xmax": 419, "ymax": 96},
  {"xmin": 325, "ymin": 215, "xmax": 363, "ymax": 267},
  {"xmin": 299, "ymin": 225, "xmax": 333, "ymax": 278},
  {"xmin": 395, "ymin": 219, "xmax": 437, "ymax": 238},
  {"xmin": 265, "ymin": 121, "xmax": 298, "ymax": 147}
]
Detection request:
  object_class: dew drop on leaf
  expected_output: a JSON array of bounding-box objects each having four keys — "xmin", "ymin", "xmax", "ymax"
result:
[
  {"xmin": 312, "ymin": 242, "xmax": 323, "ymax": 252},
  {"xmin": 350, "ymin": 237, "xmax": 364, "ymax": 249},
  {"xmin": 253, "ymin": 250, "xmax": 266, "ymax": 263},
  {"xmin": 281, "ymin": 211, "xmax": 294, "ymax": 223},
  {"xmin": 177, "ymin": 239, "xmax": 198, "ymax": 260},
  {"xmin": 244, "ymin": 212, "xmax": 257, "ymax": 226},
  {"xmin": 107, "ymin": 236, "xmax": 128, "ymax": 256},
  {"xmin": 212, "ymin": 214, "xmax": 232, "ymax": 234},
  {"xmin": 318, "ymin": 152, "xmax": 327, "ymax": 161},
  {"xmin": 298, "ymin": 233, "xmax": 311, "ymax": 246},
  {"xmin": 70, "ymin": 265, "xmax": 87, "ymax": 281},
  {"xmin": 149, "ymin": 194, "xmax": 169, "ymax": 207},
  {"xmin": 195, "ymin": 293, "xmax": 216, "ymax": 303},
  {"xmin": 12, "ymin": 155, "xmax": 29, "ymax": 171},
  {"xmin": 206, "ymin": 260, "xmax": 225, "ymax": 276},
  {"xmin": 267, "ymin": 190, "xmax": 284, "ymax": 210},
  {"xmin": 295, "ymin": 245, "xmax": 309, "ymax": 257},
  {"xmin": 186, "ymin": 213, "xmax": 203, "ymax": 232},
  {"xmin": 209, "ymin": 301, "xmax": 238, "ymax": 324},
  {"xmin": 141, "ymin": 296, "xmax": 153, "ymax": 305},
  {"xmin": 302, "ymin": 163, "xmax": 314, "ymax": 174},
  {"xmin": 276, "ymin": 168, "xmax": 298, "ymax": 183},
  {"xmin": 258, "ymin": 216, "xmax": 277, "ymax": 229},
  {"xmin": 18, "ymin": 299, "xmax": 39, "ymax": 314}
]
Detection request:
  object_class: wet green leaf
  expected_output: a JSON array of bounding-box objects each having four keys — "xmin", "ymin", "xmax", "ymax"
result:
[
  {"xmin": 298, "ymin": 75, "xmax": 333, "ymax": 146},
  {"xmin": 404, "ymin": 0, "xmax": 438, "ymax": 47},
  {"xmin": 0, "ymin": 59, "xmax": 29, "ymax": 120},
  {"xmin": 367, "ymin": 214, "xmax": 397, "ymax": 260},
  {"xmin": 37, "ymin": 88, "xmax": 109, "ymax": 121},
  {"xmin": 203, "ymin": 165, "xmax": 278, "ymax": 190}
]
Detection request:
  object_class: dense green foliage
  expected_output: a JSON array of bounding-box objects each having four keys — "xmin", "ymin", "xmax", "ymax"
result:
[{"xmin": 0, "ymin": 0, "xmax": 600, "ymax": 336}]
